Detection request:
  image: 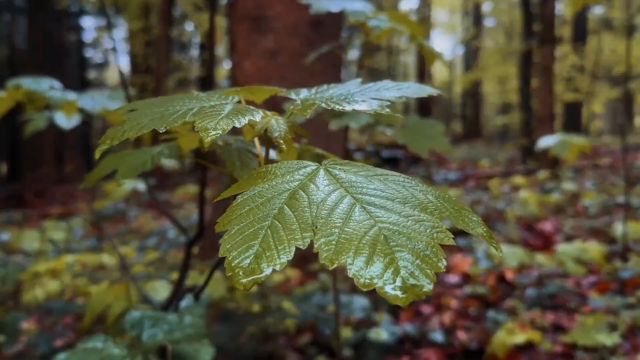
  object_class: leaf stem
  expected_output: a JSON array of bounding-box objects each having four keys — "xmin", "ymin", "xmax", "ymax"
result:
[{"xmin": 254, "ymin": 137, "xmax": 265, "ymax": 166}]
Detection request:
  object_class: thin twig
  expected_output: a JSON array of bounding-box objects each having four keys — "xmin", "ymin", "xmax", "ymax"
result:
[
  {"xmin": 254, "ymin": 137, "xmax": 265, "ymax": 166},
  {"xmin": 194, "ymin": 257, "xmax": 224, "ymax": 301},
  {"xmin": 162, "ymin": 161, "xmax": 208, "ymax": 311},
  {"xmin": 144, "ymin": 178, "xmax": 191, "ymax": 238},
  {"xmin": 331, "ymin": 270, "xmax": 342, "ymax": 358},
  {"xmin": 106, "ymin": 236, "xmax": 155, "ymax": 306}
]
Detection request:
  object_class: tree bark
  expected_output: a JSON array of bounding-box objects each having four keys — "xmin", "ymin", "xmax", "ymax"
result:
[
  {"xmin": 461, "ymin": 0, "xmax": 483, "ymax": 140},
  {"xmin": 154, "ymin": 0, "xmax": 174, "ymax": 96},
  {"xmin": 562, "ymin": 6, "xmax": 589, "ymax": 133},
  {"xmin": 228, "ymin": 0, "xmax": 346, "ymax": 157},
  {"xmin": 417, "ymin": 0, "xmax": 432, "ymax": 117},
  {"xmin": 519, "ymin": 0, "xmax": 535, "ymax": 161},
  {"xmin": 535, "ymin": 0, "xmax": 556, "ymax": 137}
]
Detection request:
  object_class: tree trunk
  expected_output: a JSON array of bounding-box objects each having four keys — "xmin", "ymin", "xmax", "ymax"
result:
[
  {"xmin": 461, "ymin": 0, "xmax": 483, "ymax": 140},
  {"xmin": 535, "ymin": 0, "xmax": 556, "ymax": 137},
  {"xmin": 229, "ymin": 0, "xmax": 346, "ymax": 157},
  {"xmin": 417, "ymin": 0, "xmax": 432, "ymax": 117},
  {"xmin": 153, "ymin": 0, "xmax": 174, "ymax": 96},
  {"xmin": 520, "ymin": 0, "xmax": 535, "ymax": 161},
  {"xmin": 1, "ymin": 0, "xmax": 87, "ymax": 206},
  {"xmin": 562, "ymin": 6, "xmax": 589, "ymax": 133},
  {"xmin": 198, "ymin": 0, "xmax": 218, "ymax": 91}
]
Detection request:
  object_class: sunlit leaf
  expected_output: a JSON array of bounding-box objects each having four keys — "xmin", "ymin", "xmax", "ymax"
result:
[
  {"xmin": 78, "ymin": 89, "xmax": 126, "ymax": 114},
  {"xmin": 5, "ymin": 75, "xmax": 64, "ymax": 94},
  {"xmin": 284, "ymin": 79, "xmax": 439, "ymax": 117},
  {"xmin": 298, "ymin": 0, "xmax": 375, "ymax": 14},
  {"xmin": 535, "ymin": 133, "xmax": 592, "ymax": 164},
  {"xmin": 52, "ymin": 101, "xmax": 82, "ymax": 131},
  {"xmin": 96, "ymin": 92, "xmax": 272, "ymax": 158},
  {"xmin": 216, "ymin": 159, "xmax": 497, "ymax": 306}
]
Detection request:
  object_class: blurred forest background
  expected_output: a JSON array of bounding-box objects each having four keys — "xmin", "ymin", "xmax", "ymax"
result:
[{"xmin": 0, "ymin": 0, "xmax": 639, "ymax": 359}]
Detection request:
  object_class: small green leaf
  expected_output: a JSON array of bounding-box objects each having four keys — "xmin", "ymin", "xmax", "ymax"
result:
[
  {"xmin": 78, "ymin": 89, "xmax": 126, "ymax": 114},
  {"xmin": 216, "ymin": 159, "xmax": 497, "ymax": 306},
  {"xmin": 83, "ymin": 143, "xmax": 181, "ymax": 187},
  {"xmin": 95, "ymin": 92, "xmax": 272, "ymax": 158},
  {"xmin": 53, "ymin": 334, "xmax": 140, "ymax": 360},
  {"xmin": 328, "ymin": 113, "xmax": 375, "ymax": 130},
  {"xmin": 214, "ymin": 136, "xmax": 259, "ymax": 180},
  {"xmin": 487, "ymin": 321, "xmax": 544, "ymax": 358},
  {"xmin": 222, "ymin": 86, "xmax": 283, "ymax": 104},
  {"xmin": 5, "ymin": 75, "xmax": 64, "ymax": 94},
  {"xmin": 173, "ymin": 340, "xmax": 216, "ymax": 360},
  {"xmin": 562, "ymin": 313, "xmax": 623, "ymax": 348},
  {"xmin": 123, "ymin": 308, "xmax": 208, "ymax": 347},
  {"xmin": 22, "ymin": 112, "xmax": 51, "ymax": 138},
  {"xmin": 394, "ymin": 117, "xmax": 451, "ymax": 158},
  {"xmin": 284, "ymin": 79, "xmax": 439, "ymax": 117},
  {"xmin": 535, "ymin": 133, "xmax": 592, "ymax": 163}
]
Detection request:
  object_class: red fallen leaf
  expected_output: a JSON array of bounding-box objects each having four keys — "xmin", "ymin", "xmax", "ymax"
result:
[
  {"xmin": 594, "ymin": 279, "xmax": 617, "ymax": 294},
  {"xmin": 447, "ymin": 253, "xmax": 474, "ymax": 275},
  {"xmin": 520, "ymin": 218, "xmax": 561, "ymax": 251},
  {"xmin": 624, "ymin": 277, "xmax": 640, "ymax": 293}
]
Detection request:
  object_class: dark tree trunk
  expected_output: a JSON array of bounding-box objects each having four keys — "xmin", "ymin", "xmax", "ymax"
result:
[
  {"xmin": 536, "ymin": 0, "xmax": 556, "ymax": 137},
  {"xmin": 417, "ymin": 0, "xmax": 432, "ymax": 117},
  {"xmin": 229, "ymin": 0, "xmax": 346, "ymax": 157},
  {"xmin": 461, "ymin": 0, "xmax": 483, "ymax": 140},
  {"xmin": 519, "ymin": 0, "xmax": 535, "ymax": 161},
  {"xmin": 1, "ymin": 0, "xmax": 87, "ymax": 206},
  {"xmin": 154, "ymin": 0, "xmax": 174, "ymax": 96},
  {"xmin": 562, "ymin": 6, "xmax": 589, "ymax": 133},
  {"xmin": 198, "ymin": 0, "xmax": 218, "ymax": 91}
]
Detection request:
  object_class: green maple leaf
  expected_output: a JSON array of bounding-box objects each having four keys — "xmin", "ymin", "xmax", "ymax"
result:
[
  {"xmin": 284, "ymin": 79, "xmax": 439, "ymax": 117},
  {"xmin": 216, "ymin": 159, "xmax": 497, "ymax": 306},
  {"xmin": 95, "ymin": 92, "xmax": 273, "ymax": 158},
  {"xmin": 82, "ymin": 143, "xmax": 181, "ymax": 187},
  {"xmin": 214, "ymin": 136, "xmax": 258, "ymax": 180},
  {"xmin": 394, "ymin": 117, "xmax": 452, "ymax": 158}
]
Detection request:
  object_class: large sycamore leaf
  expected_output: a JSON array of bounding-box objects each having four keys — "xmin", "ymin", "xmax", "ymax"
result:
[
  {"xmin": 283, "ymin": 79, "xmax": 439, "ymax": 117},
  {"xmin": 95, "ymin": 92, "xmax": 272, "ymax": 158},
  {"xmin": 83, "ymin": 143, "xmax": 181, "ymax": 187},
  {"xmin": 216, "ymin": 159, "xmax": 498, "ymax": 306}
]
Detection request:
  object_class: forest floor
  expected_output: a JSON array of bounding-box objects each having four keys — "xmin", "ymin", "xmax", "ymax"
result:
[{"xmin": 1, "ymin": 144, "xmax": 639, "ymax": 360}]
